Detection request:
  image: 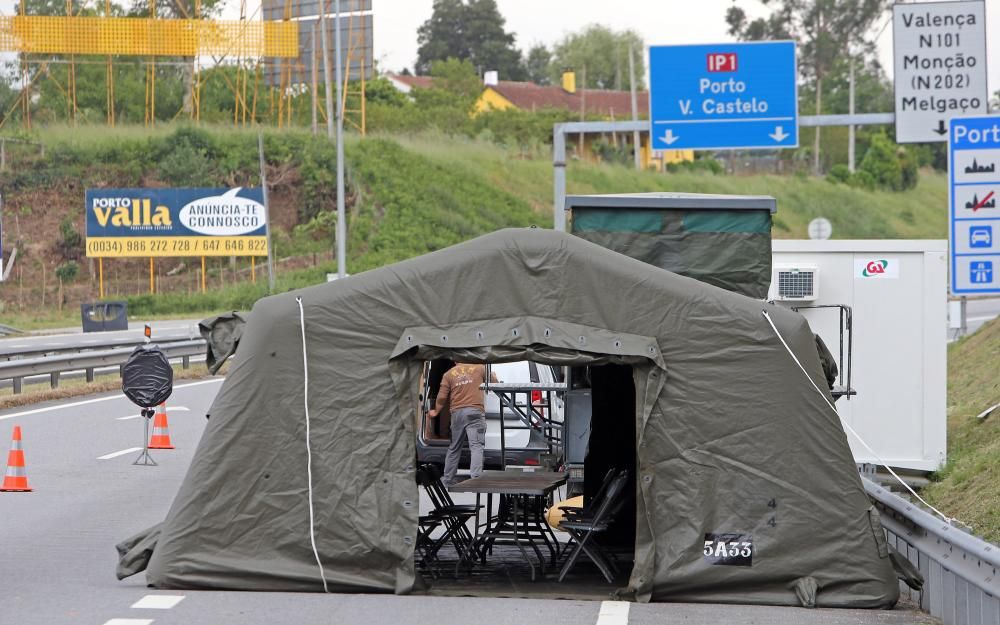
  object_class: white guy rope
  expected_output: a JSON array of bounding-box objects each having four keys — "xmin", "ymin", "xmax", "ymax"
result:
[
  {"xmin": 761, "ymin": 309, "xmax": 954, "ymax": 524},
  {"xmin": 297, "ymin": 296, "xmax": 330, "ymax": 593}
]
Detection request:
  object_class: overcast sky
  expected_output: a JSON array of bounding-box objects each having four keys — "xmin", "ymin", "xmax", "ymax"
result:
[
  {"xmin": 373, "ymin": 0, "xmax": 999, "ymax": 98},
  {"xmin": 0, "ymin": 0, "xmax": 995, "ymax": 99}
]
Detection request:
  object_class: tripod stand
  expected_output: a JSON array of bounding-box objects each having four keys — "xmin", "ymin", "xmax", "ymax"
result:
[{"xmin": 133, "ymin": 407, "xmax": 157, "ymax": 466}]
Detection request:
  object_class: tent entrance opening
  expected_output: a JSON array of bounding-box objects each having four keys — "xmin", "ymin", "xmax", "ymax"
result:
[{"xmin": 416, "ymin": 360, "xmax": 637, "ymax": 597}]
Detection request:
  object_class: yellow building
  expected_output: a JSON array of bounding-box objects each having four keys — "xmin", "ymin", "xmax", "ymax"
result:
[{"xmin": 474, "ymin": 71, "xmax": 693, "ymax": 170}]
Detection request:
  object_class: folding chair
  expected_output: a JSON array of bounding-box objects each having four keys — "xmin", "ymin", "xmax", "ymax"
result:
[
  {"xmin": 415, "ymin": 511, "xmax": 444, "ymax": 575},
  {"xmin": 559, "ymin": 467, "xmax": 618, "ymax": 524},
  {"xmin": 416, "ymin": 464, "xmax": 481, "ymax": 567},
  {"xmin": 557, "ymin": 469, "xmax": 630, "ymax": 583}
]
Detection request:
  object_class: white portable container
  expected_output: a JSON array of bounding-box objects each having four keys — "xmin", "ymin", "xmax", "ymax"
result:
[{"xmin": 769, "ymin": 240, "xmax": 948, "ymax": 472}]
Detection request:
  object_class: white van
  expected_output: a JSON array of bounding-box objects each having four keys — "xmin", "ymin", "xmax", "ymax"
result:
[{"xmin": 417, "ymin": 360, "xmax": 564, "ymax": 468}]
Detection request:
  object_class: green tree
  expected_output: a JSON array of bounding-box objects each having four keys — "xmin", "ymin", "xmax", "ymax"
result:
[
  {"xmin": 726, "ymin": 0, "xmax": 890, "ymax": 173},
  {"xmin": 991, "ymin": 89, "xmax": 999, "ymax": 113},
  {"xmin": 524, "ymin": 44, "xmax": 552, "ymax": 85},
  {"xmin": 548, "ymin": 25, "xmax": 645, "ymax": 90},
  {"xmin": 857, "ymin": 132, "xmax": 917, "ymax": 191},
  {"xmin": 411, "ymin": 58, "xmax": 482, "ymax": 111},
  {"xmin": 810, "ymin": 57, "xmax": 891, "ymax": 115},
  {"xmin": 415, "ymin": 0, "xmax": 525, "ymax": 80},
  {"xmin": 366, "ymin": 75, "xmax": 411, "ymax": 107}
]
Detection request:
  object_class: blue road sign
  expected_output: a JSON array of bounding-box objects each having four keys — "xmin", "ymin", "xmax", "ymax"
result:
[
  {"xmin": 648, "ymin": 41, "xmax": 798, "ymax": 151},
  {"xmin": 949, "ymin": 115, "xmax": 1000, "ymax": 294}
]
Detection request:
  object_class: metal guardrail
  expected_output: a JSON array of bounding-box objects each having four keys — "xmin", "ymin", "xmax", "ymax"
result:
[
  {"xmin": 862, "ymin": 475, "xmax": 1000, "ymax": 625},
  {"xmin": 0, "ymin": 339, "xmax": 206, "ymax": 394},
  {"xmin": 0, "ymin": 334, "xmax": 199, "ymax": 361}
]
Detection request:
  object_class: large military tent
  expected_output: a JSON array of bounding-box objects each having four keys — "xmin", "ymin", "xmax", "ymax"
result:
[{"xmin": 117, "ymin": 228, "xmax": 898, "ymax": 607}]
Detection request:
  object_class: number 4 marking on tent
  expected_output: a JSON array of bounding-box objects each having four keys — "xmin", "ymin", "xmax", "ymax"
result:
[
  {"xmin": 767, "ymin": 517, "xmax": 777, "ymax": 527},
  {"xmin": 767, "ymin": 498, "xmax": 777, "ymax": 509}
]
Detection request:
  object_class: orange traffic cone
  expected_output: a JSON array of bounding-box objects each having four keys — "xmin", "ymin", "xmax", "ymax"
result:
[
  {"xmin": 1, "ymin": 425, "xmax": 32, "ymax": 492},
  {"xmin": 148, "ymin": 403, "xmax": 175, "ymax": 450}
]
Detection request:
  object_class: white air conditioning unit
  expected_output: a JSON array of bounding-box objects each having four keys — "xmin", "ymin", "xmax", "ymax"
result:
[{"xmin": 773, "ymin": 264, "xmax": 819, "ymax": 301}]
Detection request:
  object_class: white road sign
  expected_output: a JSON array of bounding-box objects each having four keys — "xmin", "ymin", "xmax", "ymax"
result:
[{"xmin": 892, "ymin": 0, "xmax": 988, "ymax": 144}]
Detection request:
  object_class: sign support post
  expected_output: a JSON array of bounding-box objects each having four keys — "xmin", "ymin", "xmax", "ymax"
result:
[
  {"xmin": 960, "ymin": 296, "xmax": 968, "ymax": 336},
  {"xmin": 334, "ymin": 0, "xmax": 347, "ymax": 279},
  {"xmin": 258, "ymin": 132, "xmax": 276, "ymax": 292},
  {"xmin": 98, "ymin": 258, "xmax": 103, "ymax": 298}
]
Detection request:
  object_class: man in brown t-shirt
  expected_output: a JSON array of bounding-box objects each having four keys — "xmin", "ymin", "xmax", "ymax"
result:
[{"xmin": 429, "ymin": 363, "xmax": 499, "ymax": 486}]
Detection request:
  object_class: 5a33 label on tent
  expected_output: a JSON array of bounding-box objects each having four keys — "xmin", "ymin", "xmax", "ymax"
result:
[{"xmin": 703, "ymin": 533, "xmax": 754, "ymax": 566}]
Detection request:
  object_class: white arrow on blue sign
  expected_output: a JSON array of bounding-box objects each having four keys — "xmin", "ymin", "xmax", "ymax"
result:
[
  {"xmin": 648, "ymin": 41, "xmax": 799, "ymax": 151},
  {"xmin": 949, "ymin": 115, "xmax": 1000, "ymax": 294}
]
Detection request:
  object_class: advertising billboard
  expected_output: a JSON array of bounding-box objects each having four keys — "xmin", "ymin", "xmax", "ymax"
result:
[{"xmin": 85, "ymin": 187, "xmax": 268, "ymax": 258}]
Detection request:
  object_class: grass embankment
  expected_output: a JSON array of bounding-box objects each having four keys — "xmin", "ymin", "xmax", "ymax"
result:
[
  {"xmin": 924, "ymin": 317, "xmax": 1000, "ymax": 542},
  {"xmin": 120, "ymin": 133, "xmax": 947, "ymax": 317},
  {"xmin": 2, "ymin": 128, "xmax": 948, "ymax": 329},
  {"xmin": 395, "ymin": 133, "xmax": 949, "ymax": 240}
]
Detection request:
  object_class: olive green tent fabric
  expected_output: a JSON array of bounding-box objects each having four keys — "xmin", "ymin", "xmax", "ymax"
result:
[
  {"xmin": 117, "ymin": 228, "xmax": 897, "ymax": 607},
  {"xmin": 198, "ymin": 312, "xmax": 248, "ymax": 375},
  {"xmin": 572, "ymin": 208, "xmax": 773, "ymax": 298}
]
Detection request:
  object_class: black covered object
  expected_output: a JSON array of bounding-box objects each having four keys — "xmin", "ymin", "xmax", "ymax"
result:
[{"xmin": 122, "ymin": 345, "xmax": 173, "ymax": 408}]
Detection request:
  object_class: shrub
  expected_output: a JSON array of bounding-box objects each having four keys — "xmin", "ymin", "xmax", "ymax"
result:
[
  {"xmin": 858, "ymin": 132, "xmax": 910, "ymax": 191},
  {"xmin": 157, "ymin": 141, "xmax": 214, "ymax": 186},
  {"xmin": 848, "ymin": 170, "xmax": 876, "ymax": 190},
  {"xmin": 667, "ymin": 158, "xmax": 723, "ymax": 175},
  {"xmin": 591, "ymin": 138, "xmax": 632, "ymax": 166},
  {"xmin": 55, "ymin": 261, "xmax": 79, "ymax": 283},
  {"xmin": 56, "ymin": 216, "xmax": 83, "ymax": 260},
  {"xmin": 898, "ymin": 147, "xmax": 919, "ymax": 191},
  {"xmin": 826, "ymin": 164, "xmax": 851, "ymax": 184}
]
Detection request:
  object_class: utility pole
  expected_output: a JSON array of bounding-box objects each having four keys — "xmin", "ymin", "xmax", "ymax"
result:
[
  {"xmin": 311, "ymin": 24, "xmax": 318, "ymax": 136},
  {"xmin": 579, "ymin": 65, "xmax": 586, "ymax": 155},
  {"xmin": 334, "ymin": 0, "xmax": 346, "ymax": 279},
  {"xmin": 258, "ymin": 133, "xmax": 276, "ymax": 292},
  {"xmin": 320, "ymin": 4, "xmax": 334, "ymax": 139},
  {"xmin": 628, "ymin": 46, "xmax": 641, "ymax": 170},
  {"xmin": 848, "ymin": 56, "xmax": 856, "ymax": 173}
]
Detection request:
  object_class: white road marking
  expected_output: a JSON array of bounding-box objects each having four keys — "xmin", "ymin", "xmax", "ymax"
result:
[
  {"xmin": 43, "ymin": 342, "xmax": 63, "ymax": 346},
  {"xmin": 968, "ymin": 315, "xmax": 997, "ymax": 323},
  {"xmin": 0, "ymin": 379, "xmax": 223, "ymax": 421},
  {"xmin": 596, "ymin": 601, "xmax": 630, "ymax": 625},
  {"xmin": 117, "ymin": 407, "xmax": 190, "ymax": 421},
  {"xmin": 131, "ymin": 595, "xmax": 185, "ymax": 609},
  {"xmin": 98, "ymin": 447, "xmax": 143, "ymax": 460},
  {"xmin": 103, "ymin": 619, "xmax": 153, "ymax": 625},
  {"xmin": 82, "ymin": 339, "xmax": 100, "ymax": 344}
]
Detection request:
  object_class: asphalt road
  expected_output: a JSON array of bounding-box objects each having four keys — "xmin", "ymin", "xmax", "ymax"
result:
[
  {"xmin": 0, "ymin": 320, "xmax": 201, "ymax": 358},
  {"xmin": 0, "ymin": 382, "xmax": 934, "ymax": 625}
]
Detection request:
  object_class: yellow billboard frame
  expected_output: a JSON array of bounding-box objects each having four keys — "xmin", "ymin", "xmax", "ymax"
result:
[{"xmin": 0, "ymin": 16, "xmax": 298, "ymax": 58}]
